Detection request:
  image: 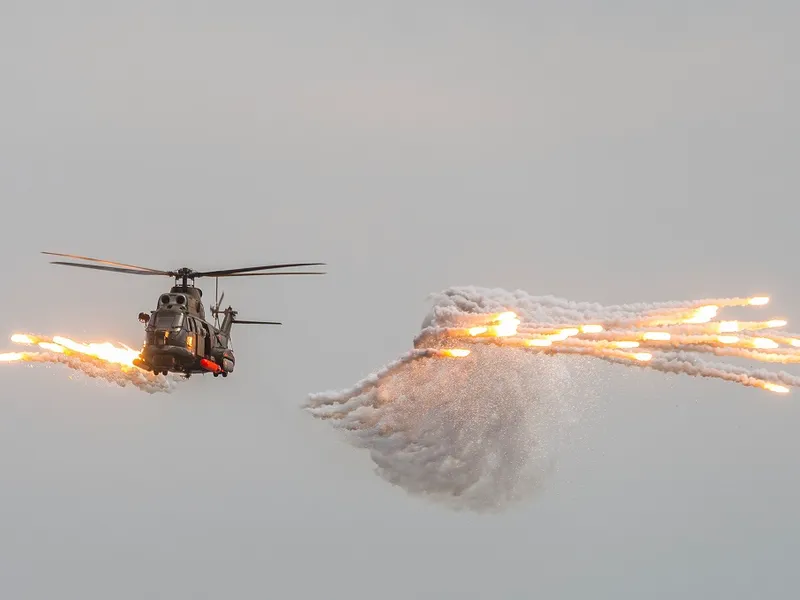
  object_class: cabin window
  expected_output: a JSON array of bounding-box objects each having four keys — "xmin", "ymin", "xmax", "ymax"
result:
[{"xmin": 150, "ymin": 311, "xmax": 184, "ymax": 330}]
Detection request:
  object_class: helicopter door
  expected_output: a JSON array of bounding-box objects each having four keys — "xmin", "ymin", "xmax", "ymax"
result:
[
  {"xmin": 201, "ymin": 322, "xmax": 212, "ymax": 358},
  {"xmin": 192, "ymin": 318, "xmax": 205, "ymax": 358}
]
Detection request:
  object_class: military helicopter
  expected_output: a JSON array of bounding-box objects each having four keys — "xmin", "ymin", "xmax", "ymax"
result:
[{"xmin": 41, "ymin": 251, "xmax": 325, "ymax": 378}]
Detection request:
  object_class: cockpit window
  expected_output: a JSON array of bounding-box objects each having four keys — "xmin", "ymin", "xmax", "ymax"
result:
[{"xmin": 150, "ymin": 311, "xmax": 184, "ymax": 330}]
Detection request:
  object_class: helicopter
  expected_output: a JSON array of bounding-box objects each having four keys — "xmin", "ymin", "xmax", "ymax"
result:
[{"xmin": 41, "ymin": 251, "xmax": 325, "ymax": 378}]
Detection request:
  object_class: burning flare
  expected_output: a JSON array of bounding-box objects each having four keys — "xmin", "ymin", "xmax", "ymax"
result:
[
  {"xmin": 1, "ymin": 332, "xmax": 178, "ymax": 393},
  {"xmin": 393, "ymin": 290, "xmax": 799, "ymax": 395}
]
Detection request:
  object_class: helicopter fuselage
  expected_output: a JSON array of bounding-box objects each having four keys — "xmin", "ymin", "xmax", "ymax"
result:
[{"xmin": 133, "ymin": 287, "xmax": 236, "ymax": 377}]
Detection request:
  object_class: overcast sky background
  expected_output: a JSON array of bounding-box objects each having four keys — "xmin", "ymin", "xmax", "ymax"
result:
[{"xmin": 1, "ymin": 2, "xmax": 798, "ymax": 598}]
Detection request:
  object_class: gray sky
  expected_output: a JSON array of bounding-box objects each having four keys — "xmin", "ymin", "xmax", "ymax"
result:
[{"xmin": 1, "ymin": 1, "xmax": 799, "ymax": 598}]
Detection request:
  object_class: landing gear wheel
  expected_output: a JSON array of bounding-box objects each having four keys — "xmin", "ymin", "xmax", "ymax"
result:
[
  {"xmin": 213, "ymin": 372, "xmax": 219, "ymax": 377},
  {"xmin": 222, "ymin": 372, "xmax": 228, "ymax": 377}
]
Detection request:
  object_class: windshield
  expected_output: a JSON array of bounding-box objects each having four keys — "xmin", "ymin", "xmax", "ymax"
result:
[{"xmin": 149, "ymin": 311, "xmax": 184, "ymax": 330}]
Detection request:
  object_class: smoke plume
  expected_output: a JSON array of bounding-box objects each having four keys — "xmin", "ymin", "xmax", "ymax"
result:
[{"xmin": 306, "ymin": 286, "xmax": 800, "ymax": 511}]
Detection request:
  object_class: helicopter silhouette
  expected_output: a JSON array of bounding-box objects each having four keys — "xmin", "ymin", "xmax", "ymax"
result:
[{"xmin": 42, "ymin": 251, "xmax": 325, "ymax": 378}]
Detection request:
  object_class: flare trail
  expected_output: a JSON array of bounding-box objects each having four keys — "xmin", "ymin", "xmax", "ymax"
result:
[{"xmin": 305, "ymin": 287, "xmax": 798, "ymax": 510}]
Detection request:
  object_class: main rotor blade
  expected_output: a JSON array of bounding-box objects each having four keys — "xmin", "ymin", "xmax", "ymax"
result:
[
  {"xmin": 217, "ymin": 271, "xmax": 326, "ymax": 277},
  {"xmin": 49, "ymin": 261, "xmax": 168, "ymax": 275},
  {"xmin": 196, "ymin": 262, "xmax": 326, "ymax": 277},
  {"xmin": 42, "ymin": 251, "xmax": 166, "ymax": 273},
  {"xmin": 232, "ymin": 319, "xmax": 282, "ymax": 325}
]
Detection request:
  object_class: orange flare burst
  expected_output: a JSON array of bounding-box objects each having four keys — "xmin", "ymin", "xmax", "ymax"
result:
[
  {"xmin": 685, "ymin": 305, "xmax": 719, "ymax": 323},
  {"xmin": 52, "ymin": 336, "xmax": 141, "ymax": 367},
  {"xmin": 643, "ymin": 332, "xmax": 671, "ymax": 341},
  {"xmin": 439, "ymin": 348, "xmax": 470, "ymax": 358},
  {"xmin": 490, "ymin": 312, "xmax": 521, "ymax": 337},
  {"xmin": 614, "ymin": 341, "xmax": 640, "ymax": 348},
  {"xmin": 38, "ymin": 342, "xmax": 65, "ymax": 353},
  {"xmin": 581, "ymin": 325, "xmax": 604, "ymax": 333},
  {"xmin": 547, "ymin": 332, "xmax": 569, "ymax": 342},
  {"xmin": 8, "ymin": 333, "xmax": 143, "ymax": 370},
  {"xmin": 764, "ymin": 382, "xmax": 790, "ymax": 394},
  {"xmin": 718, "ymin": 321, "xmax": 740, "ymax": 333},
  {"xmin": 753, "ymin": 338, "xmax": 780, "ymax": 350}
]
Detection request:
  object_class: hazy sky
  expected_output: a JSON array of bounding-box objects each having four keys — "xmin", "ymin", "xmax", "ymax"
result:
[{"xmin": 1, "ymin": 2, "xmax": 798, "ymax": 598}]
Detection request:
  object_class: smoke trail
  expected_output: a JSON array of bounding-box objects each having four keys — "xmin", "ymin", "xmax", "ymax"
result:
[
  {"xmin": 307, "ymin": 286, "xmax": 798, "ymax": 511},
  {"xmin": 4, "ymin": 350, "xmax": 180, "ymax": 393}
]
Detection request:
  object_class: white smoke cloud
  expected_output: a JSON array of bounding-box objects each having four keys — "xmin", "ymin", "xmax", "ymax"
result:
[
  {"xmin": 307, "ymin": 286, "xmax": 799, "ymax": 511},
  {"xmin": 306, "ymin": 346, "xmax": 602, "ymax": 512}
]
